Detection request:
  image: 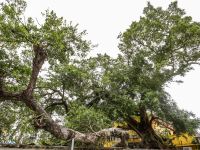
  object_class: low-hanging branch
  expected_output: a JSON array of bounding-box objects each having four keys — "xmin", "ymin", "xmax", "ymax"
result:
[{"xmin": 0, "ymin": 44, "xmax": 129, "ymax": 144}]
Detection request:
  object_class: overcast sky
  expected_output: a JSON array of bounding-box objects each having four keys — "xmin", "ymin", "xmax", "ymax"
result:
[{"xmin": 16, "ymin": 0, "xmax": 200, "ymax": 117}]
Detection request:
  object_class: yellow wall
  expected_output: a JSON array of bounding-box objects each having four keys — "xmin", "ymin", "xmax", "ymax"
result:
[
  {"xmin": 172, "ymin": 133, "xmax": 194, "ymax": 146},
  {"xmin": 104, "ymin": 120, "xmax": 197, "ymax": 148}
]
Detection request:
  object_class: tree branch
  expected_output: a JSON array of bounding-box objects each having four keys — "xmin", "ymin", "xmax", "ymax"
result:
[
  {"xmin": 45, "ymin": 101, "xmax": 69, "ymax": 114},
  {"xmin": 150, "ymin": 116, "xmax": 175, "ymax": 132},
  {"xmin": 0, "ymin": 90, "xmax": 21, "ymax": 102},
  {"xmin": 26, "ymin": 44, "xmax": 47, "ymax": 96},
  {"xmin": 0, "ymin": 42, "xmax": 128, "ymax": 145}
]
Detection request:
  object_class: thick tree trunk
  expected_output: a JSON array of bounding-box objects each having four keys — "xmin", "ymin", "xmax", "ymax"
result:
[
  {"xmin": 138, "ymin": 124, "xmax": 168, "ymax": 149},
  {"xmin": 127, "ymin": 121, "xmax": 168, "ymax": 149},
  {"xmin": 127, "ymin": 107, "xmax": 169, "ymax": 149}
]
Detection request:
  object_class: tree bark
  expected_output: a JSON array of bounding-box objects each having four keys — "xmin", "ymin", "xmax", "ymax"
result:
[{"xmin": 138, "ymin": 123, "xmax": 168, "ymax": 149}]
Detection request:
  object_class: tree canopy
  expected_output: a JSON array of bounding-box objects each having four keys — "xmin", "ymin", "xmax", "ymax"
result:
[{"xmin": 0, "ymin": 0, "xmax": 200, "ymax": 148}]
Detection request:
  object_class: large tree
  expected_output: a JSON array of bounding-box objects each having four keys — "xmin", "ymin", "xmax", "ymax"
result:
[
  {"xmin": 0, "ymin": 0, "xmax": 200, "ymax": 149},
  {"xmin": 110, "ymin": 2, "xmax": 200, "ymax": 148},
  {"xmin": 79, "ymin": 1, "xmax": 200, "ymax": 149},
  {"xmin": 0, "ymin": 0, "xmax": 128, "ymax": 146}
]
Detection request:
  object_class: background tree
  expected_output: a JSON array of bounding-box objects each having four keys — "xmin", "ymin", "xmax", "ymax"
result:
[
  {"xmin": 110, "ymin": 1, "xmax": 200, "ymax": 148},
  {"xmin": 77, "ymin": 1, "xmax": 200, "ymax": 148}
]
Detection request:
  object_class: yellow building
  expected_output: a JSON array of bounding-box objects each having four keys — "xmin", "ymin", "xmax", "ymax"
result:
[
  {"xmin": 172, "ymin": 133, "xmax": 200, "ymax": 150},
  {"xmin": 103, "ymin": 119, "xmax": 200, "ymax": 149}
]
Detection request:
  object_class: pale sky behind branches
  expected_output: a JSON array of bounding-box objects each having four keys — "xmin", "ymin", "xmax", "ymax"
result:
[{"xmin": 10, "ymin": 0, "xmax": 200, "ymax": 117}]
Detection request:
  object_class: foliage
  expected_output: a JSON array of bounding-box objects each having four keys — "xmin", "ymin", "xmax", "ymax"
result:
[
  {"xmin": 116, "ymin": 1, "xmax": 200, "ymax": 134},
  {"xmin": 0, "ymin": 0, "xmax": 200, "ymax": 148},
  {"xmin": 0, "ymin": 102, "xmax": 35, "ymax": 144},
  {"xmin": 0, "ymin": 0, "xmax": 91, "ymax": 144},
  {"xmin": 65, "ymin": 103, "xmax": 111, "ymax": 133}
]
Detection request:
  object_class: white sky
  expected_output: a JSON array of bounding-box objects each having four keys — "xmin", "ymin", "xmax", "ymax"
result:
[{"xmin": 12, "ymin": 0, "xmax": 200, "ymax": 117}]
